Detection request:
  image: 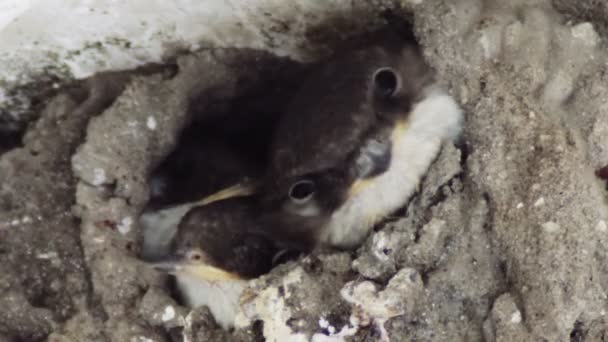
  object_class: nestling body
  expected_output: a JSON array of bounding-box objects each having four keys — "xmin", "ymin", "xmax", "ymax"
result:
[
  {"xmin": 150, "ymin": 192, "xmax": 277, "ymax": 329},
  {"xmin": 144, "ymin": 34, "xmax": 463, "ymax": 329}
]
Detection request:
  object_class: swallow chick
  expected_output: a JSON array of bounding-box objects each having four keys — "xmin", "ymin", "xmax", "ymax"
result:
[
  {"xmin": 150, "ymin": 192, "xmax": 278, "ymax": 329},
  {"xmin": 140, "ymin": 181, "xmax": 258, "ymax": 260},
  {"xmin": 259, "ymin": 38, "xmax": 463, "ymax": 250}
]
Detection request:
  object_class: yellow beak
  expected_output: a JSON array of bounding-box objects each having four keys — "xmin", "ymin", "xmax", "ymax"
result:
[
  {"xmin": 194, "ymin": 180, "xmax": 259, "ymax": 207},
  {"xmin": 152, "ymin": 260, "xmax": 242, "ymax": 281},
  {"xmin": 183, "ymin": 264, "xmax": 243, "ymax": 281}
]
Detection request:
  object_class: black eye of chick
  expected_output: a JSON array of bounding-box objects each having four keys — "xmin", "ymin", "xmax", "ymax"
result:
[
  {"xmin": 190, "ymin": 253, "xmax": 202, "ymax": 261},
  {"xmin": 373, "ymin": 67, "xmax": 399, "ymax": 97},
  {"xmin": 289, "ymin": 180, "xmax": 315, "ymax": 203}
]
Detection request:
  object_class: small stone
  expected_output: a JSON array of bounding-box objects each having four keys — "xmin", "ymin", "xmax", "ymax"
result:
[
  {"xmin": 319, "ymin": 317, "xmax": 329, "ymax": 328},
  {"xmin": 37, "ymin": 252, "xmax": 58, "ymax": 259},
  {"xmin": 92, "ymin": 168, "xmax": 106, "ymax": 186},
  {"xmin": 117, "ymin": 217, "xmax": 133, "ymax": 235},
  {"xmin": 510, "ymin": 310, "xmax": 522, "ymax": 324},
  {"xmin": 533, "ymin": 197, "xmax": 545, "ymax": 207},
  {"xmin": 161, "ymin": 306, "xmax": 175, "ymax": 322},
  {"xmin": 146, "ymin": 116, "xmax": 157, "ymax": 130},
  {"xmin": 571, "ymin": 22, "xmax": 599, "ymax": 47}
]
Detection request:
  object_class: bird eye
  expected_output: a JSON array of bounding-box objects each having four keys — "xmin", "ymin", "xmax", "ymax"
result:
[
  {"xmin": 288, "ymin": 180, "xmax": 315, "ymax": 203},
  {"xmin": 373, "ymin": 67, "xmax": 400, "ymax": 97},
  {"xmin": 188, "ymin": 251, "xmax": 203, "ymax": 262}
]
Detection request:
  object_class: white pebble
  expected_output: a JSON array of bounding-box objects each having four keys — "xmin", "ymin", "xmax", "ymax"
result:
[
  {"xmin": 146, "ymin": 116, "xmax": 158, "ymax": 130},
  {"xmin": 37, "ymin": 252, "xmax": 58, "ymax": 259},
  {"xmin": 533, "ymin": 197, "xmax": 545, "ymax": 207},
  {"xmin": 319, "ymin": 317, "xmax": 330, "ymax": 328},
  {"xmin": 516, "ymin": 202, "xmax": 524, "ymax": 209},
  {"xmin": 92, "ymin": 168, "xmax": 106, "ymax": 186},
  {"xmin": 117, "ymin": 216, "xmax": 133, "ymax": 235},
  {"xmin": 510, "ymin": 310, "xmax": 522, "ymax": 324},
  {"xmin": 161, "ymin": 305, "xmax": 175, "ymax": 322}
]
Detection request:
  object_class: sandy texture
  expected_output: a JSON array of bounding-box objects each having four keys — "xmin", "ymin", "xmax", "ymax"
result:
[{"xmin": 1, "ymin": 1, "xmax": 608, "ymax": 341}]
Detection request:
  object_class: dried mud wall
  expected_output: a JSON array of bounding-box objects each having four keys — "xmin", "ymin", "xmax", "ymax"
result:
[{"xmin": 1, "ymin": 0, "xmax": 608, "ymax": 341}]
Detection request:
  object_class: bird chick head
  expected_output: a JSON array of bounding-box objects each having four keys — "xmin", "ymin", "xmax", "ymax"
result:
[
  {"xmin": 153, "ymin": 195, "xmax": 277, "ymax": 283},
  {"xmin": 259, "ymin": 39, "xmax": 462, "ymax": 250}
]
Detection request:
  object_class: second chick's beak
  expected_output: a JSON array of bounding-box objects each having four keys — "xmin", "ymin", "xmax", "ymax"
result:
[
  {"xmin": 149, "ymin": 187, "xmax": 279, "ymax": 329},
  {"xmin": 259, "ymin": 39, "xmax": 463, "ymax": 250}
]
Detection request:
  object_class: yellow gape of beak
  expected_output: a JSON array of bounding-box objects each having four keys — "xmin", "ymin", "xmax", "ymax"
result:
[
  {"xmin": 348, "ymin": 178, "xmax": 373, "ymax": 197},
  {"xmin": 184, "ymin": 264, "xmax": 243, "ymax": 282},
  {"xmin": 194, "ymin": 180, "xmax": 259, "ymax": 207},
  {"xmin": 348, "ymin": 119, "xmax": 408, "ymax": 197}
]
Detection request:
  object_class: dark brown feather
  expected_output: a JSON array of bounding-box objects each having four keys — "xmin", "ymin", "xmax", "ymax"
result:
[{"xmin": 174, "ymin": 197, "xmax": 277, "ymax": 278}]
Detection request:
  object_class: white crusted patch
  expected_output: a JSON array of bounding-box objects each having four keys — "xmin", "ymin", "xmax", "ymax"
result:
[
  {"xmin": 92, "ymin": 168, "xmax": 106, "ymax": 186},
  {"xmin": 510, "ymin": 310, "xmax": 522, "ymax": 324},
  {"xmin": 236, "ymin": 268, "xmax": 308, "ymax": 341},
  {"xmin": 37, "ymin": 252, "xmax": 58, "ymax": 260},
  {"xmin": 371, "ymin": 231, "xmax": 393, "ymax": 262},
  {"xmin": 146, "ymin": 116, "xmax": 158, "ymax": 130},
  {"xmin": 534, "ymin": 197, "xmax": 545, "ymax": 207},
  {"xmin": 319, "ymin": 317, "xmax": 330, "ymax": 328},
  {"xmin": 161, "ymin": 305, "xmax": 175, "ymax": 322},
  {"xmin": 130, "ymin": 337, "xmax": 154, "ymax": 342},
  {"xmin": 313, "ymin": 316, "xmax": 358, "ymax": 342},
  {"xmin": 117, "ymin": 216, "xmax": 133, "ymax": 235},
  {"xmin": 542, "ymin": 221, "xmax": 560, "ymax": 233},
  {"xmin": 596, "ymin": 220, "xmax": 607, "ymax": 232},
  {"xmin": 341, "ymin": 268, "xmax": 423, "ymax": 342},
  {"xmin": 571, "ymin": 22, "xmax": 599, "ymax": 47},
  {"xmin": 322, "ymin": 88, "xmax": 463, "ymax": 248}
]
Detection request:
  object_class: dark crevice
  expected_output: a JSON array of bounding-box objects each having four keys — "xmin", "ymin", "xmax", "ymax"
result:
[
  {"xmin": 251, "ymin": 320, "xmax": 265, "ymax": 342},
  {"xmin": 570, "ymin": 320, "xmax": 586, "ymax": 342},
  {"xmin": 147, "ymin": 58, "xmax": 305, "ymax": 209},
  {"xmin": 424, "ymin": 174, "xmax": 464, "ymax": 212},
  {"xmin": 481, "ymin": 192, "xmax": 494, "ymax": 233},
  {"xmin": 457, "ymin": 139, "xmax": 471, "ymax": 170},
  {"xmin": 0, "ymin": 126, "xmax": 22, "ymax": 155},
  {"xmin": 0, "ymin": 74, "xmax": 67, "ymax": 154}
]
